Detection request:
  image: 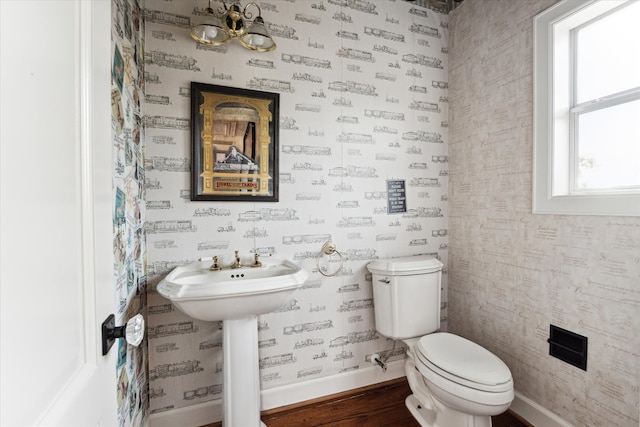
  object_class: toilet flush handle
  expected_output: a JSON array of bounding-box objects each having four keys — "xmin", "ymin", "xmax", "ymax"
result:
[{"xmin": 379, "ymin": 277, "xmax": 390, "ymax": 284}]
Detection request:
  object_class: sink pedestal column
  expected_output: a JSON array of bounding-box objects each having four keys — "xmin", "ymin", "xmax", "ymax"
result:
[{"xmin": 222, "ymin": 316, "xmax": 266, "ymax": 427}]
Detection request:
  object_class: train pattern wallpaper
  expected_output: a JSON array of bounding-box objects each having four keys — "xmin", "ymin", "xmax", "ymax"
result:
[
  {"xmin": 139, "ymin": 0, "xmax": 450, "ymax": 416},
  {"xmin": 109, "ymin": 0, "xmax": 640, "ymax": 425}
]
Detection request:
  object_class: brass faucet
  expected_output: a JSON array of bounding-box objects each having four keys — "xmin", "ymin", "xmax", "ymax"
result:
[
  {"xmin": 209, "ymin": 256, "xmax": 221, "ymax": 271},
  {"xmin": 251, "ymin": 253, "xmax": 262, "ymax": 268},
  {"xmin": 230, "ymin": 251, "xmax": 242, "ymax": 269}
]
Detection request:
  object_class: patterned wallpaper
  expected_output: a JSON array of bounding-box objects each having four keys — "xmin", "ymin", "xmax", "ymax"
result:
[
  {"xmin": 143, "ymin": 0, "xmax": 449, "ymax": 415},
  {"xmin": 448, "ymin": 1, "xmax": 639, "ymax": 427},
  {"xmin": 111, "ymin": 0, "xmax": 149, "ymax": 425}
]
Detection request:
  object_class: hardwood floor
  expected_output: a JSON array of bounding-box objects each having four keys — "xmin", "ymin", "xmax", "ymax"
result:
[{"xmin": 201, "ymin": 378, "xmax": 533, "ymax": 427}]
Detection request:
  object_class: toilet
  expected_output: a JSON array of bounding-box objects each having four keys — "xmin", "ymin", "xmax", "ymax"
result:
[{"xmin": 367, "ymin": 255, "xmax": 514, "ymax": 427}]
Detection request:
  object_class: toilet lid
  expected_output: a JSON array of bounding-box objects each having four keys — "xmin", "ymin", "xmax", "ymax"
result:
[{"xmin": 415, "ymin": 333, "xmax": 512, "ymax": 391}]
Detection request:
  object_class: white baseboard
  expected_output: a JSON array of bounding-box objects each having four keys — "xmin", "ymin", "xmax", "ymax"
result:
[
  {"xmin": 510, "ymin": 391, "xmax": 574, "ymax": 427},
  {"xmin": 148, "ymin": 359, "xmax": 405, "ymax": 427}
]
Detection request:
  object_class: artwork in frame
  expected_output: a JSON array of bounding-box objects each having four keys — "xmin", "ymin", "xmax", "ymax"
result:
[{"xmin": 191, "ymin": 82, "xmax": 279, "ymax": 201}]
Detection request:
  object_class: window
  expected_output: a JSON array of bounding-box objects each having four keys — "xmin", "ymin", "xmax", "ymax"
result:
[{"xmin": 533, "ymin": 0, "xmax": 640, "ymax": 216}]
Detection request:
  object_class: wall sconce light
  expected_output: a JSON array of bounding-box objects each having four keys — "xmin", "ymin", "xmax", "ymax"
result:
[{"xmin": 191, "ymin": 0, "xmax": 276, "ymax": 52}]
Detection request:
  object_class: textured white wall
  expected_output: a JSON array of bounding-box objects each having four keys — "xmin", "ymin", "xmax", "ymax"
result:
[
  {"xmin": 448, "ymin": 1, "xmax": 640, "ymax": 426},
  {"xmin": 144, "ymin": 0, "xmax": 450, "ymax": 414}
]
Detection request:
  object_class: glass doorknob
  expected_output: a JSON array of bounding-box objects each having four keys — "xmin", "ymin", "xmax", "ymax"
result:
[{"xmin": 101, "ymin": 313, "xmax": 145, "ymax": 355}]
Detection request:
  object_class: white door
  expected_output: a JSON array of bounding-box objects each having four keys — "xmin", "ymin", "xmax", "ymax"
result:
[{"xmin": 0, "ymin": 1, "xmax": 117, "ymax": 426}]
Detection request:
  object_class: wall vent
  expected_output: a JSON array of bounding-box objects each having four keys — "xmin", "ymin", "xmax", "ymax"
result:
[{"xmin": 548, "ymin": 324, "xmax": 588, "ymax": 371}]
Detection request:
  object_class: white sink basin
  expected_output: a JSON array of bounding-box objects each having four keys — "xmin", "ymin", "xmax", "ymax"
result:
[{"xmin": 157, "ymin": 257, "xmax": 308, "ymax": 321}]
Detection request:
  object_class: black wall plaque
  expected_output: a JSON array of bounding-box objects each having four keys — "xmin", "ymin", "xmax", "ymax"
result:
[{"xmin": 387, "ymin": 180, "xmax": 406, "ymax": 214}]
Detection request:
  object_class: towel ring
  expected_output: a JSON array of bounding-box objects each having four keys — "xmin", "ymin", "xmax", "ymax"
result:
[{"xmin": 316, "ymin": 241, "xmax": 343, "ymax": 277}]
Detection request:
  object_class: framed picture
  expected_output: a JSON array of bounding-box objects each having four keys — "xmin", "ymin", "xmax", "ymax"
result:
[{"xmin": 191, "ymin": 82, "xmax": 279, "ymax": 202}]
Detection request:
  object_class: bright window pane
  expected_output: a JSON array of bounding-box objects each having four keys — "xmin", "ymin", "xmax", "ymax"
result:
[
  {"xmin": 576, "ymin": 99, "xmax": 640, "ymax": 191},
  {"xmin": 576, "ymin": 1, "xmax": 640, "ymax": 103}
]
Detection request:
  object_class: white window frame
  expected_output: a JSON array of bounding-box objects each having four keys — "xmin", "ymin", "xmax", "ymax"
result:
[{"xmin": 533, "ymin": 0, "xmax": 640, "ymax": 217}]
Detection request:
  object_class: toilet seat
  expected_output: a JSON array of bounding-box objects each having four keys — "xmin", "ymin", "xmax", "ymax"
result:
[{"xmin": 415, "ymin": 332, "xmax": 512, "ymax": 393}]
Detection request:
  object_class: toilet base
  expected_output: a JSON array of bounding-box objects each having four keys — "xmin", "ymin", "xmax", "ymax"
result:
[{"xmin": 405, "ymin": 394, "xmax": 492, "ymax": 427}]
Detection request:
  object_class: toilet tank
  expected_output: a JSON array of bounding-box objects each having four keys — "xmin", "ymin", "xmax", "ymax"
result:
[{"xmin": 367, "ymin": 255, "xmax": 443, "ymax": 340}]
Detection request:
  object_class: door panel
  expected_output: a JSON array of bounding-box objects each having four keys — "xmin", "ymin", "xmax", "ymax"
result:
[{"xmin": 0, "ymin": 1, "xmax": 116, "ymax": 426}]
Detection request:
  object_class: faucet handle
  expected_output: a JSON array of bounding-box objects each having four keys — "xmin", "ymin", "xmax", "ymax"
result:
[
  {"xmin": 209, "ymin": 256, "xmax": 222, "ymax": 271},
  {"xmin": 251, "ymin": 253, "xmax": 262, "ymax": 268}
]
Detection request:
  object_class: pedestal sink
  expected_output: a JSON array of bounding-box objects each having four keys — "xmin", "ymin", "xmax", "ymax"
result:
[{"xmin": 157, "ymin": 256, "xmax": 308, "ymax": 427}]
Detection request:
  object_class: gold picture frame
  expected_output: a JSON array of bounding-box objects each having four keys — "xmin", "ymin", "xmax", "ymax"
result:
[{"xmin": 191, "ymin": 82, "xmax": 279, "ymax": 201}]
